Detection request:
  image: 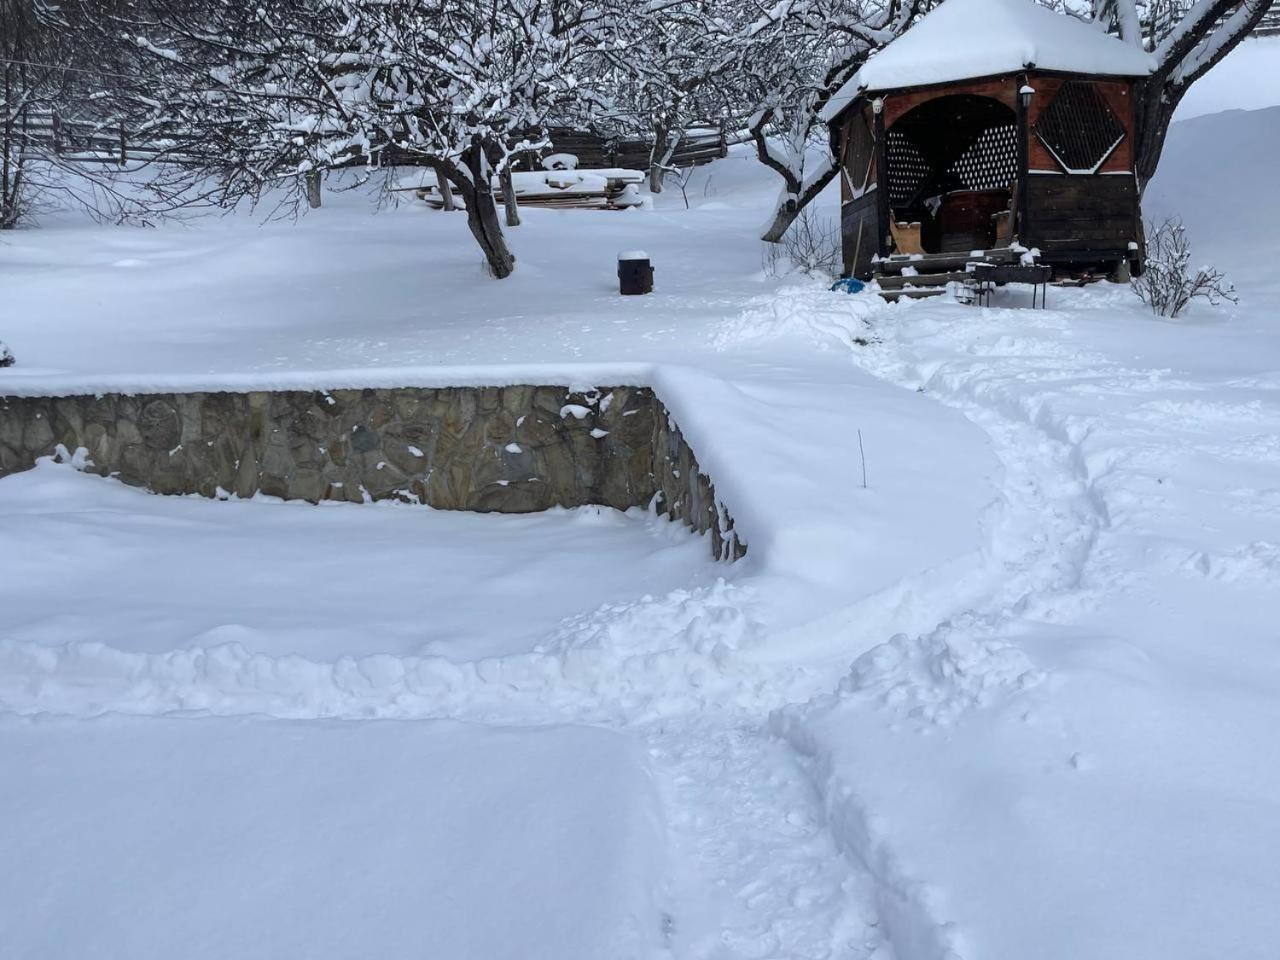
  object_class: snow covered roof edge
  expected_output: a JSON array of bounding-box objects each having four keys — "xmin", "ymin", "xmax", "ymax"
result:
[{"xmin": 820, "ymin": 0, "xmax": 1156, "ymax": 123}]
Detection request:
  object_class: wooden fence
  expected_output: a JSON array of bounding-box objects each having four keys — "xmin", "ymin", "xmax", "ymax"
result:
[
  {"xmin": 373, "ymin": 124, "xmax": 729, "ymax": 172},
  {"xmin": 18, "ymin": 110, "xmax": 728, "ymax": 173},
  {"xmin": 18, "ymin": 110, "xmax": 205, "ymax": 166}
]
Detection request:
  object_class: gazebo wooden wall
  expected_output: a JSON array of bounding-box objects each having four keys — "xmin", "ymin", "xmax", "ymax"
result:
[
  {"xmin": 1021, "ymin": 74, "xmax": 1140, "ymax": 262},
  {"xmin": 837, "ymin": 104, "xmax": 880, "ymax": 279}
]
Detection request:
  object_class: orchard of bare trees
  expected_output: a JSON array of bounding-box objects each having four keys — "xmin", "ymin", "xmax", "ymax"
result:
[{"xmin": 1, "ymin": 0, "xmax": 1271, "ymax": 275}]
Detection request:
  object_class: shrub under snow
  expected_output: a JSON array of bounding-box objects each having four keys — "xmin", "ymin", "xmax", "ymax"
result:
[
  {"xmin": 763, "ymin": 208, "xmax": 842, "ymax": 278},
  {"xmin": 1132, "ymin": 217, "xmax": 1237, "ymax": 319}
]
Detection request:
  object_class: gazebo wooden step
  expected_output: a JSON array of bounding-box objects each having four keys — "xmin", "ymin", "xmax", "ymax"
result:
[
  {"xmin": 875, "ymin": 271, "xmax": 972, "ymax": 289},
  {"xmin": 875, "ymin": 247, "xmax": 1019, "ymax": 275},
  {"xmin": 879, "ymin": 287, "xmax": 952, "ymax": 302}
]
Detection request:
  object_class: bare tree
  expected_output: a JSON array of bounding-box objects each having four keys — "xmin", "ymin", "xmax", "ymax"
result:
[
  {"xmin": 741, "ymin": 0, "xmax": 929, "ymax": 242},
  {"xmin": 124, "ymin": 0, "xmax": 605, "ymax": 278},
  {"xmin": 594, "ymin": 0, "xmax": 739, "ymax": 194},
  {"xmin": 0, "ymin": 0, "xmax": 139, "ymax": 228}
]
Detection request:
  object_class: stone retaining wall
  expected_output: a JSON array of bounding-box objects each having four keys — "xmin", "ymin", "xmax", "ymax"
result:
[{"xmin": 0, "ymin": 385, "xmax": 745, "ymax": 560}]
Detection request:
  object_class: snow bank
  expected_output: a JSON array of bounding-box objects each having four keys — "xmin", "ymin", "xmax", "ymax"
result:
[{"xmin": 1146, "ymin": 103, "xmax": 1280, "ymax": 258}]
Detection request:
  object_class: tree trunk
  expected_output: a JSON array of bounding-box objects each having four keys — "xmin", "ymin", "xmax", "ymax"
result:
[
  {"xmin": 648, "ymin": 158, "xmax": 664, "ymax": 193},
  {"xmin": 760, "ymin": 164, "xmax": 838, "ymax": 243},
  {"xmin": 437, "ymin": 168, "xmax": 456, "ymax": 211},
  {"xmin": 452, "ymin": 147, "xmax": 515, "ymax": 279},
  {"xmin": 648, "ymin": 126, "xmax": 685, "ymax": 194},
  {"xmin": 761, "ymin": 197, "xmax": 800, "ymax": 244},
  {"xmin": 305, "ymin": 170, "xmax": 322, "ymax": 209},
  {"xmin": 749, "ymin": 107, "xmax": 840, "ymax": 243},
  {"xmin": 465, "ymin": 187, "xmax": 516, "ymax": 278},
  {"xmin": 648, "ymin": 125, "xmax": 668, "ymax": 193},
  {"xmin": 500, "ymin": 166, "xmax": 520, "ymax": 227},
  {"xmin": 1133, "ymin": 74, "xmax": 1179, "ymax": 195}
]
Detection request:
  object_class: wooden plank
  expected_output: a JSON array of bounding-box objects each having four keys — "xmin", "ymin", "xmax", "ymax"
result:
[
  {"xmin": 1033, "ymin": 240, "xmax": 1133, "ymax": 255},
  {"xmin": 879, "ymin": 287, "xmax": 959, "ymax": 302},
  {"xmin": 842, "ymin": 193, "xmax": 879, "ymax": 280},
  {"xmin": 875, "ymin": 271, "xmax": 973, "ymax": 288},
  {"xmin": 875, "ymin": 246, "xmax": 1019, "ymax": 274}
]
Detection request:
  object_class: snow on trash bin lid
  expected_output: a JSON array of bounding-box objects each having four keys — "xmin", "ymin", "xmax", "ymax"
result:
[{"xmin": 617, "ymin": 250, "xmax": 650, "ymax": 261}]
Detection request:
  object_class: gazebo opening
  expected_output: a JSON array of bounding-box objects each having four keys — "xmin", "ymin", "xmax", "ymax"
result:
[{"xmin": 886, "ymin": 94, "xmax": 1019, "ymax": 254}]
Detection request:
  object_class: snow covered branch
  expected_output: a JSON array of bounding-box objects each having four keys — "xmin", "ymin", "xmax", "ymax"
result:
[{"xmin": 742, "ymin": 0, "xmax": 930, "ymax": 243}]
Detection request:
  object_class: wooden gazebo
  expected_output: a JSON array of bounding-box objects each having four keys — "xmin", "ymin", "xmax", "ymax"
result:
[{"xmin": 823, "ymin": 0, "xmax": 1156, "ymax": 283}]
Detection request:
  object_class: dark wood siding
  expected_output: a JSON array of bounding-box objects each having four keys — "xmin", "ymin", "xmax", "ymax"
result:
[
  {"xmin": 883, "ymin": 76, "xmax": 1017, "ymax": 128},
  {"xmin": 842, "ymin": 189, "xmax": 880, "ymax": 279},
  {"xmin": 841, "ymin": 110, "xmax": 875, "ymax": 205},
  {"xmin": 1024, "ymin": 173, "xmax": 1139, "ymax": 258}
]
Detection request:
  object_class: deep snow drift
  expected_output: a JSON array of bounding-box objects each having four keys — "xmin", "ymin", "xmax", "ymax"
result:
[{"xmin": 4, "ymin": 65, "xmax": 1280, "ymax": 960}]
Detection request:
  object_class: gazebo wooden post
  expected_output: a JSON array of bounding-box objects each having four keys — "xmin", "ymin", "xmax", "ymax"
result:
[
  {"xmin": 873, "ymin": 99, "xmax": 890, "ymax": 258},
  {"xmin": 1015, "ymin": 74, "xmax": 1031, "ymax": 245}
]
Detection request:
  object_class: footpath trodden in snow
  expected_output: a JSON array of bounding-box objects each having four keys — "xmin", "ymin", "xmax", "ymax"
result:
[{"xmin": 4, "ymin": 94, "xmax": 1280, "ymax": 959}]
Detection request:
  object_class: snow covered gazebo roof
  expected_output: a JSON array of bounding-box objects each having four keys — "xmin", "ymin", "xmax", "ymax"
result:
[{"xmin": 820, "ymin": 0, "xmax": 1157, "ymax": 121}]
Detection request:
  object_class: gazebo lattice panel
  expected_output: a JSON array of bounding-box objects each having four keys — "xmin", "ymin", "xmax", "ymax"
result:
[
  {"xmin": 886, "ymin": 128, "xmax": 932, "ymax": 207},
  {"xmin": 1034, "ymin": 81, "xmax": 1125, "ymax": 173},
  {"xmin": 949, "ymin": 123, "xmax": 1018, "ymax": 191}
]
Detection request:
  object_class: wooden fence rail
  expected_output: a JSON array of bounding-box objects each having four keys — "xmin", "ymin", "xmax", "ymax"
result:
[{"xmin": 17, "ymin": 110, "xmax": 729, "ymax": 174}]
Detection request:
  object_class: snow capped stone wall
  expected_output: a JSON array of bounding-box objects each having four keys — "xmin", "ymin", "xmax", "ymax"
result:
[{"xmin": 0, "ymin": 385, "xmax": 744, "ymax": 560}]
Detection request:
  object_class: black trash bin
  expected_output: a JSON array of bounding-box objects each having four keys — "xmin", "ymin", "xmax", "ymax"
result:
[{"xmin": 617, "ymin": 251, "xmax": 654, "ymax": 295}]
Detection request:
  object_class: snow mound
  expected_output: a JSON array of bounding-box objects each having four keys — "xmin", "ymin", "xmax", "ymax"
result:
[
  {"xmin": 836, "ymin": 615, "xmax": 1043, "ymax": 726},
  {"xmin": 1180, "ymin": 540, "xmax": 1280, "ymax": 586},
  {"xmin": 0, "ymin": 580, "xmax": 783, "ymax": 723},
  {"xmin": 711, "ymin": 283, "xmax": 883, "ymax": 351},
  {"xmin": 540, "ymin": 580, "xmax": 755, "ymax": 659}
]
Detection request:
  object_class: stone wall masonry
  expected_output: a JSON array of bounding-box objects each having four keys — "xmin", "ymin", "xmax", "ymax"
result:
[{"xmin": 0, "ymin": 385, "xmax": 745, "ymax": 561}]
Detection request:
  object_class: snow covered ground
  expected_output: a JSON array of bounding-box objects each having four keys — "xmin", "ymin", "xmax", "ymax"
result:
[
  {"xmin": 0, "ymin": 459, "xmax": 714, "ymax": 661},
  {"xmin": 1, "ymin": 715, "xmax": 664, "ymax": 960},
  {"xmin": 4, "ymin": 53, "xmax": 1280, "ymax": 959}
]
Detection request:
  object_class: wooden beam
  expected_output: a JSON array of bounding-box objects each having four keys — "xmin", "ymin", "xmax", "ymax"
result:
[
  {"xmin": 873, "ymin": 103, "xmax": 890, "ymax": 258},
  {"xmin": 1017, "ymin": 73, "xmax": 1031, "ymax": 244}
]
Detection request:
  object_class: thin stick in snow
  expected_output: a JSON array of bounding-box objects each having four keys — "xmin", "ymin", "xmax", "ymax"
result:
[{"xmin": 858, "ymin": 429, "xmax": 867, "ymax": 489}]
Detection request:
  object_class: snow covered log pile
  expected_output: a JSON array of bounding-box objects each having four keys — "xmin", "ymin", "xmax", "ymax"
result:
[{"xmin": 0, "ymin": 386, "xmax": 745, "ymax": 561}]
